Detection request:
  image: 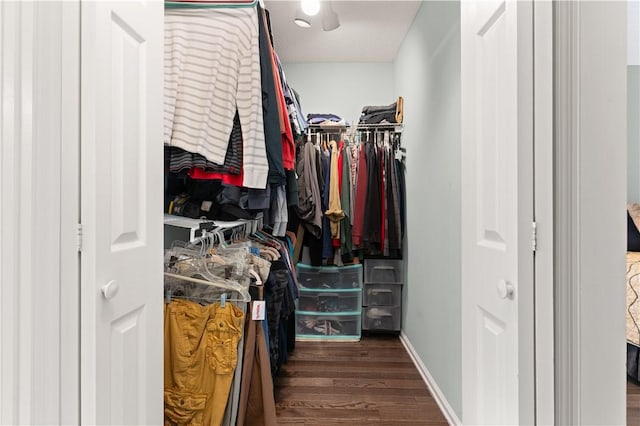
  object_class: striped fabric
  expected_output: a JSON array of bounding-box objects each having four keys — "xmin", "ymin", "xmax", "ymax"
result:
[
  {"xmin": 164, "ymin": 8, "xmax": 268, "ymax": 189},
  {"xmin": 165, "ymin": 110, "xmax": 242, "ymax": 174}
]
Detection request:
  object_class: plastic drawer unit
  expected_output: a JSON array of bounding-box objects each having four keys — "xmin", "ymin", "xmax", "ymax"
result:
[
  {"xmin": 295, "ymin": 264, "xmax": 363, "ymax": 341},
  {"xmin": 362, "ymin": 259, "xmax": 403, "ymax": 333},
  {"xmin": 296, "ymin": 312, "xmax": 362, "ymax": 341},
  {"xmin": 295, "ymin": 264, "xmax": 363, "ymax": 290}
]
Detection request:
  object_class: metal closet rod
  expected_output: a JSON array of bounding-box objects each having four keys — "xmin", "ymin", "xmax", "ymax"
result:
[
  {"xmin": 354, "ymin": 123, "xmax": 404, "ymax": 129},
  {"xmin": 306, "ymin": 123, "xmax": 403, "ymax": 130},
  {"xmin": 164, "ymin": 0, "xmax": 259, "ymax": 9}
]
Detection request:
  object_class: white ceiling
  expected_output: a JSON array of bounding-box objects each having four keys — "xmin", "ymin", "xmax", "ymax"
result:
[{"xmin": 263, "ymin": 0, "xmax": 422, "ymax": 63}]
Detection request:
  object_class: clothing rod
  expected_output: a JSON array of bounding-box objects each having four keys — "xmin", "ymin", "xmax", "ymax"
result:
[
  {"xmin": 306, "ymin": 125, "xmax": 347, "ymax": 130},
  {"xmin": 164, "ymin": 0, "xmax": 258, "ymax": 9},
  {"xmin": 165, "ymin": 292, "xmax": 247, "ymax": 304},
  {"xmin": 306, "ymin": 123, "xmax": 403, "ymax": 130},
  {"xmin": 354, "ymin": 124, "xmax": 404, "ymax": 129}
]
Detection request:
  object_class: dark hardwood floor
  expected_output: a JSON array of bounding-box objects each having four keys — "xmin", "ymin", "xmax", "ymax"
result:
[
  {"xmin": 274, "ymin": 335, "xmax": 448, "ymax": 425},
  {"xmin": 630, "ymin": 378, "xmax": 640, "ymax": 425}
]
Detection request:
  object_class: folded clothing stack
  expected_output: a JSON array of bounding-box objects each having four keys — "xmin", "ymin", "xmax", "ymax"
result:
[
  {"xmin": 359, "ymin": 96, "xmax": 404, "ymax": 125},
  {"xmin": 306, "ymin": 113, "xmax": 346, "ymax": 126}
]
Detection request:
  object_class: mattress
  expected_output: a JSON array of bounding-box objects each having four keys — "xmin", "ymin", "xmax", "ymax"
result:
[{"xmin": 627, "ymin": 252, "xmax": 640, "ymax": 346}]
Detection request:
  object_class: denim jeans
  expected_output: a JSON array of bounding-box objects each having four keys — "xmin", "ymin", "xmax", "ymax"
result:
[
  {"xmin": 264, "ymin": 262, "xmax": 290, "ymax": 378},
  {"xmin": 164, "ymin": 300, "xmax": 244, "ymax": 426}
]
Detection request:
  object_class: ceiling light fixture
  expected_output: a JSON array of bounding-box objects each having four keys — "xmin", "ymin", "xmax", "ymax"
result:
[
  {"xmin": 301, "ymin": 0, "xmax": 320, "ymax": 16},
  {"xmin": 322, "ymin": 2, "xmax": 340, "ymax": 31},
  {"xmin": 294, "ymin": 8, "xmax": 312, "ymax": 28}
]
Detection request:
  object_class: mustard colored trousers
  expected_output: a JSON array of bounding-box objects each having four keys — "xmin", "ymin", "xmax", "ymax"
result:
[{"xmin": 164, "ymin": 300, "xmax": 244, "ymax": 426}]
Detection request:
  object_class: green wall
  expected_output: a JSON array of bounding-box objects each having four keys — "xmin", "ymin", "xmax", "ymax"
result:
[{"xmin": 393, "ymin": 1, "xmax": 462, "ymax": 418}]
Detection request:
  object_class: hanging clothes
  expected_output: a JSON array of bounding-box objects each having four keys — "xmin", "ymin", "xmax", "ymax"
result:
[
  {"xmin": 325, "ymin": 140, "xmax": 345, "ymax": 238},
  {"xmin": 164, "ymin": 300, "xmax": 245, "ymax": 426},
  {"xmin": 258, "ymin": 17, "xmax": 295, "ymax": 173},
  {"xmin": 272, "ymin": 52, "xmax": 296, "ymax": 171},
  {"xmin": 321, "ymin": 141, "xmax": 333, "ymax": 260},
  {"xmin": 257, "ymin": 5, "xmax": 285, "ymax": 186},
  {"xmin": 387, "ymin": 144, "xmax": 402, "ymax": 252},
  {"xmin": 164, "ymin": 7, "xmax": 269, "ymax": 189},
  {"xmin": 295, "ymin": 125, "xmax": 405, "ymax": 261},
  {"xmin": 236, "ymin": 300, "xmax": 278, "ymax": 426},
  {"xmin": 340, "ymin": 140, "xmax": 353, "ymax": 259},
  {"xmin": 362, "ymin": 142, "xmax": 382, "ymax": 252},
  {"xmin": 379, "ymin": 144, "xmax": 388, "ymax": 256},
  {"xmin": 351, "ymin": 142, "xmax": 368, "ymax": 247},
  {"xmin": 165, "ymin": 111, "xmax": 243, "ymax": 175},
  {"xmin": 295, "ymin": 139, "xmax": 323, "ymax": 238},
  {"xmin": 348, "ymin": 143, "xmax": 359, "ymax": 227}
]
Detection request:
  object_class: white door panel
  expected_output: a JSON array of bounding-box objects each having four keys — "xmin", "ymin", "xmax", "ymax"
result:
[
  {"xmin": 461, "ymin": 0, "xmax": 534, "ymax": 424},
  {"xmin": 81, "ymin": 1, "xmax": 163, "ymax": 424}
]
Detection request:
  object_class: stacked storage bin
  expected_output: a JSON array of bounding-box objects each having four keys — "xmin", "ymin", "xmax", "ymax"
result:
[
  {"xmin": 362, "ymin": 259, "xmax": 403, "ymax": 333},
  {"xmin": 295, "ymin": 264, "xmax": 363, "ymax": 341}
]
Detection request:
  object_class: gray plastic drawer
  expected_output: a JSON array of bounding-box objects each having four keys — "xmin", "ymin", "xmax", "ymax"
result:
[
  {"xmin": 363, "ymin": 283, "xmax": 402, "ymax": 306},
  {"xmin": 364, "ymin": 259, "xmax": 403, "ymax": 283},
  {"xmin": 362, "ymin": 306, "xmax": 401, "ymax": 331}
]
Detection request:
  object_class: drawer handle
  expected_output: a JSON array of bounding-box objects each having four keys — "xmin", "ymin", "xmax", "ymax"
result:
[
  {"xmin": 372, "ymin": 266, "xmax": 395, "ymax": 270},
  {"xmin": 370, "ymin": 289, "xmax": 392, "ymax": 294}
]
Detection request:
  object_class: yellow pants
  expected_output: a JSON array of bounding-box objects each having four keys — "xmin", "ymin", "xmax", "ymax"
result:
[{"xmin": 164, "ymin": 299, "xmax": 244, "ymax": 426}]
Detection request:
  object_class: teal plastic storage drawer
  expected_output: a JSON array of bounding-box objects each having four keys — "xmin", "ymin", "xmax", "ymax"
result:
[
  {"xmin": 296, "ymin": 264, "xmax": 363, "ymax": 290},
  {"xmin": 297, "ymin": 288, "xmax": 362, "ymax": 313},
  {"xmin": 296, "ymin": 312, "xmax": 361, "ymax": 341}
]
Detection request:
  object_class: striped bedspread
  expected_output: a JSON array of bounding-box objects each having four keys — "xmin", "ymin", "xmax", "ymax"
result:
[{"xmin": 627, "ymin": 252, "xmax": 640, "ymax": 346}]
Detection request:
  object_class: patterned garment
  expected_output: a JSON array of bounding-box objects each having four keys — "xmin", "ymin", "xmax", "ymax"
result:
[
  {"xmin": 165, "ymin": 7, "xmax": 268, "ymax": 189},
  {"xmin": 165, "ymin": 111, "xmax": 243, "ymax": 175}
]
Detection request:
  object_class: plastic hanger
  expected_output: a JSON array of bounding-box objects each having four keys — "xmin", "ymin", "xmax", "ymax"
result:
[
  {"xmin": 164, "ymin": 272, "xmax": 250, "ymax": 302},
  {"xmin": 165, "ymin": 232, "xmax": 251, "ymax": 302}
]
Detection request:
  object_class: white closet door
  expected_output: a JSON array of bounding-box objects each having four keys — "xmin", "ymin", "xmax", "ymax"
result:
[
  {"xmin": 461, "ymin": 0, "xmax": 535, "ymax": 424},
  {"xmin": 80, "ymin": 1, "xmax": 164, "ymax": 424}
]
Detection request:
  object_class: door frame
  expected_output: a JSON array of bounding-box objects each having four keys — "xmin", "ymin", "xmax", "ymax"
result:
[
  {"xmin": 553, "ymin": 1, "xmax": 627, "ymax": 425},
  {"xmin": 0, "ymin": 1, "xmax": 80, "ymax": 424},
  {"xmin": 3, "ymin": 1, "xmax": 626, "ymax": 424},
  {"xmin": 60, "ymin": 1, "xmax": 81, "ymax": 423},
  {"xmin": 533, "ymin": 1, "xmax": 554, "ymax": 424}
]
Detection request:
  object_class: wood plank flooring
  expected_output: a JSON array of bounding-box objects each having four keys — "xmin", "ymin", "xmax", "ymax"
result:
[
  {"xmin": 275, "ymin": 336, "xmax": 640, "ymax": 424},
  {"xmin": 274, "ymin": 335, "xmax": 448, "ymax": 425},
  {"xmin": 630, "ymin": 378, "xmax": 640, "ymax": 425}
]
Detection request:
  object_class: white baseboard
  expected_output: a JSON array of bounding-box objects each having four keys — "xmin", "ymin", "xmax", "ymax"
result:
[{"xmin": 399, "ymin": 332, "xmax": 462, "ymax": 426}]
